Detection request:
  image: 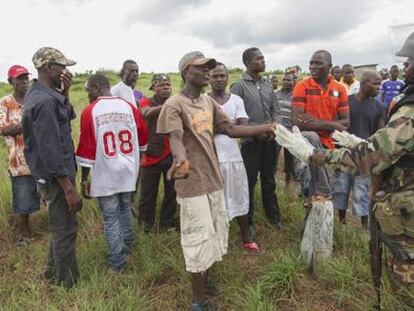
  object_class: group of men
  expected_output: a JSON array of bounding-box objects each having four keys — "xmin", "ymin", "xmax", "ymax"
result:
[{"xmin": 0, "ymin": 29, "xmax": 414, "ymax": 310}]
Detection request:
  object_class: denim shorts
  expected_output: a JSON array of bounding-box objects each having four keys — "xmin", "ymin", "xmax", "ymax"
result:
[
  {"xmin": 332, "ymin": 171, "xmax": 370, "ymax": 217},
  {"xmin": 11, "ymin": 175, "xmax": 40, "ymax": 214}
]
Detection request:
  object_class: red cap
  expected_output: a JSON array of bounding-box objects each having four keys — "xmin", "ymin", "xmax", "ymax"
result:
[{"xmin": 8, "ymin": 65, "xmax": 30, "ymax": 79}]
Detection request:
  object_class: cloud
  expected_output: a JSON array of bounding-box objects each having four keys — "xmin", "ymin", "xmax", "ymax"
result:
[
  {"xmin": 49, "ymin": 0, "xmax": 94, "ymax": 4},
  {"xmin": 186, "ymin": 0, "xmax": 386, "ymax": 48},
  {"xmin": 122, "ymin": 0, "xmax": 212, "ymax": 29}
]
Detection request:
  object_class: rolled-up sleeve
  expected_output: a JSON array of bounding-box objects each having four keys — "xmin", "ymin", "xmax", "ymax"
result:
[
  {"xmin": 157, "ymin": 104, "xmax": 183, "ymax": 134},
  {"xmin": 324, "ymin": 111, "xmax": 414, "ymax": 176}
]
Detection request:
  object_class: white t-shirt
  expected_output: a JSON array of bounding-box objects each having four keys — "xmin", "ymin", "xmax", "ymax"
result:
[
  {"xmin": 214, "ymin": 94, "xmax": 248, "ymax": 162},
  {"xmin": 76, "ymin": 96, "xmax": 148, "ymax": 197},
  {"xmin": 341, "ymin": 80, "xmax": 360, "ymax": 96},
  {"xmin": 111, "ymin": 81, "xmax": 137, "ymax": 106}
]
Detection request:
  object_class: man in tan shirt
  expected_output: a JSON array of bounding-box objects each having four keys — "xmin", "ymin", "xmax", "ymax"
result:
[{"xmin": 157, "ymin": 51, "xmax": 276, "ymax": 311}]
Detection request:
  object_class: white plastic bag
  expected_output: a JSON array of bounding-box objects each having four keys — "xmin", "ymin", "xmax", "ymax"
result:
[{"xmin": 300, "ymin": 200, "xmax": 334, "ymax": 274}]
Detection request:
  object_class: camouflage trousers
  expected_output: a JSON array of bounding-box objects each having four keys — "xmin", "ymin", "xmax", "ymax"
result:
[{"xmin": 385, "ymin": 237, "xmax": 414, "ymax": 309}]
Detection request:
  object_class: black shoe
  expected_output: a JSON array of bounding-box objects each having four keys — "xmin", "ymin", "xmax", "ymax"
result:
[
  {"xmin": 160, "ymin": 221, "xmax": 180, "ymax": 233},
  {"xmin": 190, "ymin": 300, "xmax": 216, "ymax": 311},
  {"xmin": 41, "ymin": 271, "xmax": 56, "ymax": 285},
  {"xmin": 270, "ymin": 221, "xmax": 286, "ymax": 231},
  {"xmin": 139, "ymin": 222, "xmax": 154, "ymax": 234}
]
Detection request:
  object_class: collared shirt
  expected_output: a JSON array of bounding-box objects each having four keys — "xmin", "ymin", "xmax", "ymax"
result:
[
  {"xmin": 0, "ymin": 94, "xmax": 32, "ymax": 176},
  {"xmin": 275, "ymin": 89, "xmax": 293, "ymax": 128},
  {"xmin": 230, "ymin": 72, "xmax": 279, "ymax": 125},
  {"xmin": 139, "ymin": 96, "xmax": 171, "ymax": 167},
  {"xmin": 340, "ymin": 78, "xmax": 360, "ymax": 95},
  {"xmin": 292, "ymin": 76, "xmax": 349, "ymax": 149},
  {"xmin": 23, "ymin": 81, "xmax": 77, "ymax": 180}
]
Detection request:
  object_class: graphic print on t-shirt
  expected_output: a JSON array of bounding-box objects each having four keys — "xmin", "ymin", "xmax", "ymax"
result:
[
  {"xmin": 188, "ymin": 110, "xmax": 213, "ymax": 134},
  {"xmin": 76, "ymin": 96, "xmax": 148, "ymax": 197}
]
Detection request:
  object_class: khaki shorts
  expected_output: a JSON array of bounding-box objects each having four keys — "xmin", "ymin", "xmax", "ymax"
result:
[{"xmin": 177, "ymin": 189, "xmax": 229, "ymax": 273}]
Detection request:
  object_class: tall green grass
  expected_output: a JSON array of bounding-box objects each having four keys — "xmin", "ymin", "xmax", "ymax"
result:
[{"xmin": 0, "ymin": 72, "xmax": 404, "ymax": 310}]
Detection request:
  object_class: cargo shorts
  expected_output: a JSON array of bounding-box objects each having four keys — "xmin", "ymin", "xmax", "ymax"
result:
[{"xmin": 177, "ymin": 189, "xmax": 229, "ymax": 273}]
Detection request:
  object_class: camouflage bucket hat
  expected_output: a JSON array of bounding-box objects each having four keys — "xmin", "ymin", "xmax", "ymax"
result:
[
  {"xmin": 32, "ymin": 47, "xmax": 76, "ymax": 69},
  {"xmin": 149, "ymin": 73, "xmax": 171, "ymax": 90}
]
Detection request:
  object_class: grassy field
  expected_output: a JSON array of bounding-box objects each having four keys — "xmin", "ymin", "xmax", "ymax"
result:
[{"xmin": 0, "ymin": 71, "xmax": 407, "ymax": 310}]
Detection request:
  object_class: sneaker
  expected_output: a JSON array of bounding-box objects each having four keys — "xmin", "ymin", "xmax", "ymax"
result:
[
  {"xmin": 190, "ymin": 300, "xmax": 216, "ymax": 311},
  {"xmin": 16, "ymin": 237, "xmax": 31, "ymax": 247},
  {"xmin": 139, "ymin": 222, "xmax": 154, "ymax": 234}
]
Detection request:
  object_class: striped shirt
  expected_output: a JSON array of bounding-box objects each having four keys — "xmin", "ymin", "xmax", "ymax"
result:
[
  {"xmin": 292, "ymin": 76, "xmax": 349, "ymax": 149},
  {"xmin": 230, "ymin": 73, "xmax": 279, "ymax": 126},
  {"xmin": 275, "ymin": 89, "xmax": 293, "ymax": 128}
]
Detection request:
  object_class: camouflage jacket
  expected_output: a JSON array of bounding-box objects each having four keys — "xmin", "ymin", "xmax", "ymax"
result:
[{"xmin": 323, "ymin": 87, "xmax": 414, "ymax": 193}]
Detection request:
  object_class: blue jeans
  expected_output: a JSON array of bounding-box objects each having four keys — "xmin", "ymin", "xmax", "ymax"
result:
[
  {"xmin": 298, "ymin": 132, "xmax": 332, "ymax": 196},
  {"xmin": 332, "ymin": 171, "xmax": 370, "ymax": 217},
  {"xmin": 97, "ymin": 192, "xmax": 135, "ymax": 271},
  {"xmin": 11, "ymin": 176, "xmax": 40, "ymax": 214}
]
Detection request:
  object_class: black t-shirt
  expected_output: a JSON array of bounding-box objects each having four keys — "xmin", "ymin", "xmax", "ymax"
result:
[{"xmin": 348, "ymin": 94, "xmax": 385, "ymax": 139}]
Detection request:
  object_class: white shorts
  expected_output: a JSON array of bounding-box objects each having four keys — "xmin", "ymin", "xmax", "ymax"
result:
[
  {"xmin": 219, "ymin": 161, "xmax": 249, "ymax": 220},
  {"xmin": 177, "ymin": 189, "xmax": 229, "ymax": 273}
]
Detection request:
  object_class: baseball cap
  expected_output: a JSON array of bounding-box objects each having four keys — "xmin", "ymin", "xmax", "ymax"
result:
[
  {"xmin": 396, "ymin": 31, "xmax": 414, "ymax": 59},
  {"xmin": 149, "ymin": 73, "xmax": 171, "ymax": 90},
  {"xmin": 7, "ymin": 65, "xmax": 30, "ymax": 79},
  {"xmin": 32, "ymin": 47, "xmax": 76, "ymax": 69},
  {"xmin": 178, "ymin": 51, "xmax": 216, "ymax": 73}
]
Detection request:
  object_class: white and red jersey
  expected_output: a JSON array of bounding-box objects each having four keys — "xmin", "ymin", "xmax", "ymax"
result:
[{"xmin": 76, "ymin": 96, "xmax": 148, "ymax": 197}]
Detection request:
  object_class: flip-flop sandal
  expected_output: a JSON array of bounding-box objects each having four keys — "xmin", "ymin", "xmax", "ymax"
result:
[
  {"xmin": 241, "ymin": 242, "xmax": 264, "ymax": 255},
  {"xmin": 16, "ymin": 237, "xmax": 31, "ymax": 247}
]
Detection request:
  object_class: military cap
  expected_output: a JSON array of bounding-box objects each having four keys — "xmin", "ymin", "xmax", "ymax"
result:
[
  {"xmin": 178, "ymin": 51, "xmax": 216, "ymax": 73},
  {"xmin": 32, "ymin": 47, "xmax": 76, "ymax": 69},
  {"xmin": 149, "ymin": 73, "xmax": 171, "ymax": 90}
]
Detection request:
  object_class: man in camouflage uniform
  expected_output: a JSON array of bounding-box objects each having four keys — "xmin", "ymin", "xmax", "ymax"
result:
[{"xmin": 276, "ymin": 32, "xmax": 414, "ymax": 308}]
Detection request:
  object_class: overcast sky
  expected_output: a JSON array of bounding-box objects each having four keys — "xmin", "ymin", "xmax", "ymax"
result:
[{"xmin": 0, "ymin": 0, "xmax": 413, "ymax": 81}]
